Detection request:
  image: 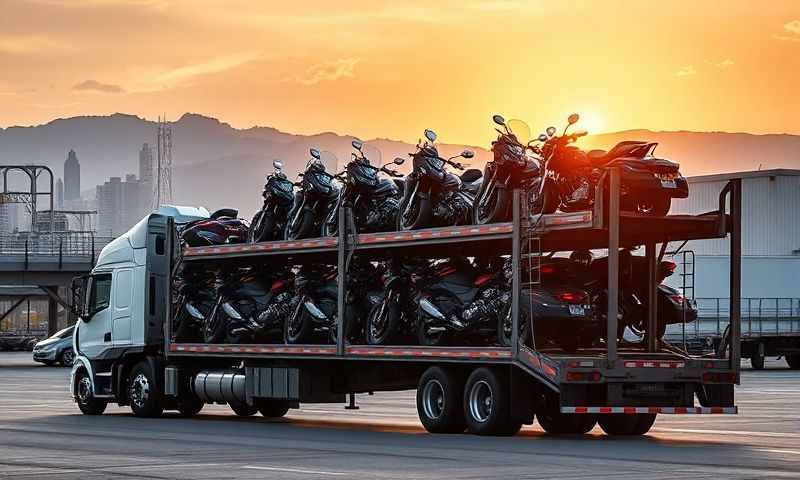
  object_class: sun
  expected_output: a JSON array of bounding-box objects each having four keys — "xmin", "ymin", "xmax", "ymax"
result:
[{"xmin": 575, "ymin": 111, "xmax": 605, "ymax": 134}]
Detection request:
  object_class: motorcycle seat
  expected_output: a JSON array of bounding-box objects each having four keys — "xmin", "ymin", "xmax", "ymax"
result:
[{"xmin": 587, "ymin": 141, "xmax": 653, "ymax": 166}]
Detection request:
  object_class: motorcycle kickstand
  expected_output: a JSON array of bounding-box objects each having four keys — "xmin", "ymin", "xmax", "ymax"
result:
[{"xmin": 345, "ymin": 392, "xmax": 359, "ymax": 410}]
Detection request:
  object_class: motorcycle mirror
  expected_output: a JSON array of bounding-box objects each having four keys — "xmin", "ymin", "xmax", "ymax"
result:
[
  {"xmin": 537, "ymin": 133, "xmax": 548, "ymax": 142},
  {"xmin": 461, "ymin": 150, "xmax": 475, "ymax": 159},
  {"xmin": 351, "ymin": 138, "xmax": 363, "ymax": 150},
  {"xmin": 546, "ymin": 126, "xmax": 557, "ymax": 137},
  {"xmin": 393, "ymin": 157, "xmax": 405, "ymax": 165},
  {"xmin": 492, "ymin": 114, "xmax": 505, "ymax": 126},
  {"xmin": 424, "ymin": 129, "xmax": 437, "ymax": 143},
  {"xmin": 272, "ymin": 159, "xmax": 283, "ymax": 171},
  {"xmin": 568, "ymin": 113, "xmax": 580, "ymax": 125},
  {"xmin": 310, "ymin": 148, "xmax": 321, "ymax": 159}
]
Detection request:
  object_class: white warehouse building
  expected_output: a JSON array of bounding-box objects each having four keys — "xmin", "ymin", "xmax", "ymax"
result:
[{"xmin": 667, "ymin": 169, "xmax": 800, "ymax": 325}]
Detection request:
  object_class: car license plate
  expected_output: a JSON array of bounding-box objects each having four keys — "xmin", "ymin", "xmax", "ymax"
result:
[
  {"xmin": 661, "ymin": 179, "xmax": 676, "ymax": 188},
  {"xmin": 568, "ymin": 305, "xmax": 585, "ymax": 316}
]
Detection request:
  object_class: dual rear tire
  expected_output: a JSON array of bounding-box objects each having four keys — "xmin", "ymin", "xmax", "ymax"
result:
[{"xmin": 415, "ymin": 366, "xmax": 521, "ymax": 436}]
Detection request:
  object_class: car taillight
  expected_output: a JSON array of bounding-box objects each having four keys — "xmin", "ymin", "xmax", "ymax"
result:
[
  {"xmin": 539, "ymin": 265, "xmax": 555, "ymax": 275},
  {"xmin": 557, "ymin": 292, "xmax": 587, "ymax": 304}
]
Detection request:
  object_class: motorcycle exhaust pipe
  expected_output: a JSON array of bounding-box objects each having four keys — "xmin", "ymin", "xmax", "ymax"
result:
[
  {"xmin": 303, "ymin": 300, "xmax": 328, "ymax": 320},
  {"xmin": 419, "ymin": 298, "xmax": 446, "ymax": 321}
]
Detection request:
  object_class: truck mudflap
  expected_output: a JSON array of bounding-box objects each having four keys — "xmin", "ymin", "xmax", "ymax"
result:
[{"xmin": 561, "ymin": 406, "xmax": 738, "ymax": 414}]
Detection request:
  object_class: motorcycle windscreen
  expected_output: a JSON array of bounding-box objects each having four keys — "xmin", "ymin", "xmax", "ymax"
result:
[{"xmin": 505, "ymin": 119, "xmax": 531, "ymax": 145}]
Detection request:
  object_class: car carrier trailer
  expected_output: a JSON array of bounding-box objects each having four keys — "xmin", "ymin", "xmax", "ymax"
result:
[{"xmin": 69, "ymin": 170, "xmax": 742, "ymax": 436}]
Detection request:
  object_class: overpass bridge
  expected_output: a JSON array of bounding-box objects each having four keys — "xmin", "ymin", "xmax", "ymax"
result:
[{"xmin": 0, "ymin": 231, "xmax": 112, "ymax": 335}]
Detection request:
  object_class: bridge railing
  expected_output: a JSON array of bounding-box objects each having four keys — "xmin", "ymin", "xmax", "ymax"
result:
[{"xmin": 0, "ymin": 232, "xmax": 114, "ymax": 260}]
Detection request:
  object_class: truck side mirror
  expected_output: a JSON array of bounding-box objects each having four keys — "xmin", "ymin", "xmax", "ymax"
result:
[{"xmin": 70, "ymin": 275, "xmax": 89, "ymax": 319}]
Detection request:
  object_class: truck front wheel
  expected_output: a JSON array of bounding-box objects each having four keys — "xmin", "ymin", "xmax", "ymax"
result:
[
  {"xmin": 128, "ymin": 362, "xmax": 164, "ymax": 418},
  {"xmin": 416, "ymin": 366, "xmax": 466, "ymax": 434},
  {"xmin": 76, "ymin": 370, "xmax": 107, "ymax": 415}
]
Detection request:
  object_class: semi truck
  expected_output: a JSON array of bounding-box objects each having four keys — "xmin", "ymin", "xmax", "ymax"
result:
[{"xmin": 69, "ymin": 172, "xmax": 742, "ymax": 436}]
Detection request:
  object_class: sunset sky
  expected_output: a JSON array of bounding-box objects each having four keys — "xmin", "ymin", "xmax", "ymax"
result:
[{"xmin": 1, "ymin": 0, "xmax": 798, "ymax": 145}]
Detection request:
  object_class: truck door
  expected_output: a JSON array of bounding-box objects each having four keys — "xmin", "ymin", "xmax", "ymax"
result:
[
  {"xmin": 77, "ymin": 273, "xmax": 113, "ymax": 358},
  {"xmin": 111, "ymin": 268, "xmax": 133, "ymax": 345}
]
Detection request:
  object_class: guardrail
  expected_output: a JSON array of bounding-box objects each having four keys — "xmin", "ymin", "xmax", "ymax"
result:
[
  {"xmin": 666, "ymin": 297, "xmax": 800, "ymax": 339},
  {"xmin": 0, "ymin": 232, "xmax": 114, "ymax": 262}
]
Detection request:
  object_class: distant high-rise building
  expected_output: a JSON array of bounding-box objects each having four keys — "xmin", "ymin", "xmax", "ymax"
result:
[
  {"xmin": 96, "ymin": 174, "xmax": 152, "ymax": 236},
  {"xmin": 55, "ymin": 178, "xmax": 64, "ymax": 209},
  {"xmin": 63, "ymin": 150, "xmax": 81, "ymax": 203},
  {"xmin": 139, "ymin": 143, "xmax": 154, "ymax": 185}
]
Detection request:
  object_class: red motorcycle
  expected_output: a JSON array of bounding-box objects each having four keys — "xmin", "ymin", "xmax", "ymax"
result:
[
  {"xmin": 181, "ymin": 208, "xmax": 248, "ymax": 247},
  {"xmin": 534, "ymin": 114, "xmax": 688, "ymax": 216}
]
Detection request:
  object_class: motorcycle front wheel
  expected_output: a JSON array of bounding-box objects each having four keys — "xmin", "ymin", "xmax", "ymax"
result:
[
  {"xmin": 398, "ymin": 196, "xmax": 432, "ymax": 231},
  {"xmin": 285, "ymin": 209, "xmax": 315, "ymax": 240},
  {"xmin": 367, "ymin": 299, "xmax": 401, "ymax": 345},
  {"xmin": 475, "ymin": 188, "xmax": 508, "ymax": 225},
  {"xmin": 249, "ymin": 210, "xmax": 276, "ymax": 243},
  {"xmin": 284, "ymin": 300, "xmax": 314, "ymax": 344}
]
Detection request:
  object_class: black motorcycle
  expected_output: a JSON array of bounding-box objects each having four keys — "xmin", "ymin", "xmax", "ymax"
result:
[
  {"xmin": 195, "ymin": 266, "xmax": 293, "ymax": 344},
  {"xmin": 397, "ymin": 129, "xmax": 481, "ymax": 230},
  {"xmin": 322, "ymin": 139, "xmax": 404, "ymax": 237},
  {"xmin": 474, "ymin": 115, "xmax": 544, "ymax": 224},
  {"xmin": 172, "ymin": 266, "xmax": 216, "ymax": 343},
  {"xmin": 366, "ymin": 257, "xmax": 507, "ymax": 346},
  {"xmin": 534, "ymin": 113, "xmax": 688, "ymax": 216},
  {"xmin": 249, "ymin": 160, "xmax": 295, "ymax": 242},
  {"xmin": 414, "ymin": 257, "xmax": 510, "ymax": 346},
  {"xmin": 285, "ymin": 149, "xmax": 340, "ymax": 240},
  {"xmin": 285, "ymin": 261, "xmax": 384, "ymax": 344}
]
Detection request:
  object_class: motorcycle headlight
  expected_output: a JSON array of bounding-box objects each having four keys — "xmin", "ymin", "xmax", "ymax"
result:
[
  {"xmin": 507, "ymin": 144, "xmax": 524, "ymax": 157},
  {"xmin": 427, "ymin": 157, "xmax": 444, "ymax": 170}
]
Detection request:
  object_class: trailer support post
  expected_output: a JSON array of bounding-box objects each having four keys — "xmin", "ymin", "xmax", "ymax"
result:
[
  {"xmin": 646, "ymin": 242, "xmax": 658, "ymax": 352},
  {"xmin": 336, "ymin": 206, "xmax": 347, "ymax": 356},
  {"xmin": 607, "ymin": 168, "xmax": 620, "ymax": 365},
  {"xmin": 729, "ymin": 178, "xmax": 742, "ymax": 370},
  {"xmin": 511, "ymin": 189, "xmax": 521, "ymax": 359}
]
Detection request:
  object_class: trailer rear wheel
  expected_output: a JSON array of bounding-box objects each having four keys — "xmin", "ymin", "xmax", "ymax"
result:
[
  {"xmin": 258, "ymin": 400, "xmax": 290, "ymax": 418},
  {"xmin": 598, "ymin": 413, "xmax": 656, "ymax": 435},
  {"xmin": 229, "ymin": 400, "xmax": 258, "ymax": 417},
  {"xmin": 537, "ymin": 410, "xmax": 596, "ymax": 434},
  {"xmin": 463, "ymin": 368, "xmax": 521, "ymax": 436},
  {"xmin": 416, "ymin": 366, "xmax": 466, "ymax": 434},
  {"xmin": 128, "ymin": 362, "xmax": 164, "ymax": 418},
  {"xmin": 787, "ymin": 354, "xmax": 800, "ymax": 370}
]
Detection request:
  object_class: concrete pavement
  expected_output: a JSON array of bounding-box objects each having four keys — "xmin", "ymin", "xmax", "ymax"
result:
[{"xmin": 1, "ymin": 352, "xmax": 799, "ymax": 479}]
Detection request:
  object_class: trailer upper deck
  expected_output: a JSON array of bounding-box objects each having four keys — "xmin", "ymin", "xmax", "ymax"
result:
[{"xmin": 182, "ymin": 209, "xmax": 730, "ymax": 261}]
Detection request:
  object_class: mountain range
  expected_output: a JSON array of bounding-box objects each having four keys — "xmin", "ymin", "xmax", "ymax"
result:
[{"xmin": 1, "ymin": 113, "xmax": 798, "ymax": 218}]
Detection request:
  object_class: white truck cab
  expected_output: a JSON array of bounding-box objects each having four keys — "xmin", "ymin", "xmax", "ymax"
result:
[{"xmin": 70, "ymin": 206, "xmax": 208, "ymax": 413}]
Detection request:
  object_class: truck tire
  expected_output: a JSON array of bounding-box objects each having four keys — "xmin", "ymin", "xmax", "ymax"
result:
[
  {"xmin": 787, "ymin": 354, "xmax": 800, "ymax": 370},
  {"xmin": 416, "ymin": 366, "xmax": 466, "ymax": 434},
  {"xmin": 598, "ymin": 413, "xmax": 656, "ymax": 435},
  {"xmin": 75, "ymin": 370, "xmax": 107, "ymax": 415},
  {"xmin": 258, "ymin": 400, "xmax": 290, "ymax": 418},
  {"xmin": 463, "ymin": 367, "xmax": 521, "ymax": 436},
  {"xmin": 128, "ymin": 362, "xmax": 164, "ymax": 418},
  {"xmin": 229, "ymin": 400, "xmax": 258, "ymax": 417},
  {"xmin": 176, "ymin": 396, "xmax": 204, "ymax": 417},
  {"xmin": 750, "ymin": 352, "xmax": 765, "ymax": 370},
  {"xmin": 537, "ymin": 409, "xmax": 596, "ymax": 434}
]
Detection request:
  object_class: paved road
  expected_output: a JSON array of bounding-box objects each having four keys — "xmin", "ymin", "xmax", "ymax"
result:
[{"xmin": 1, "ymin": 352, "xmax": 799, "ymax": 479}]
